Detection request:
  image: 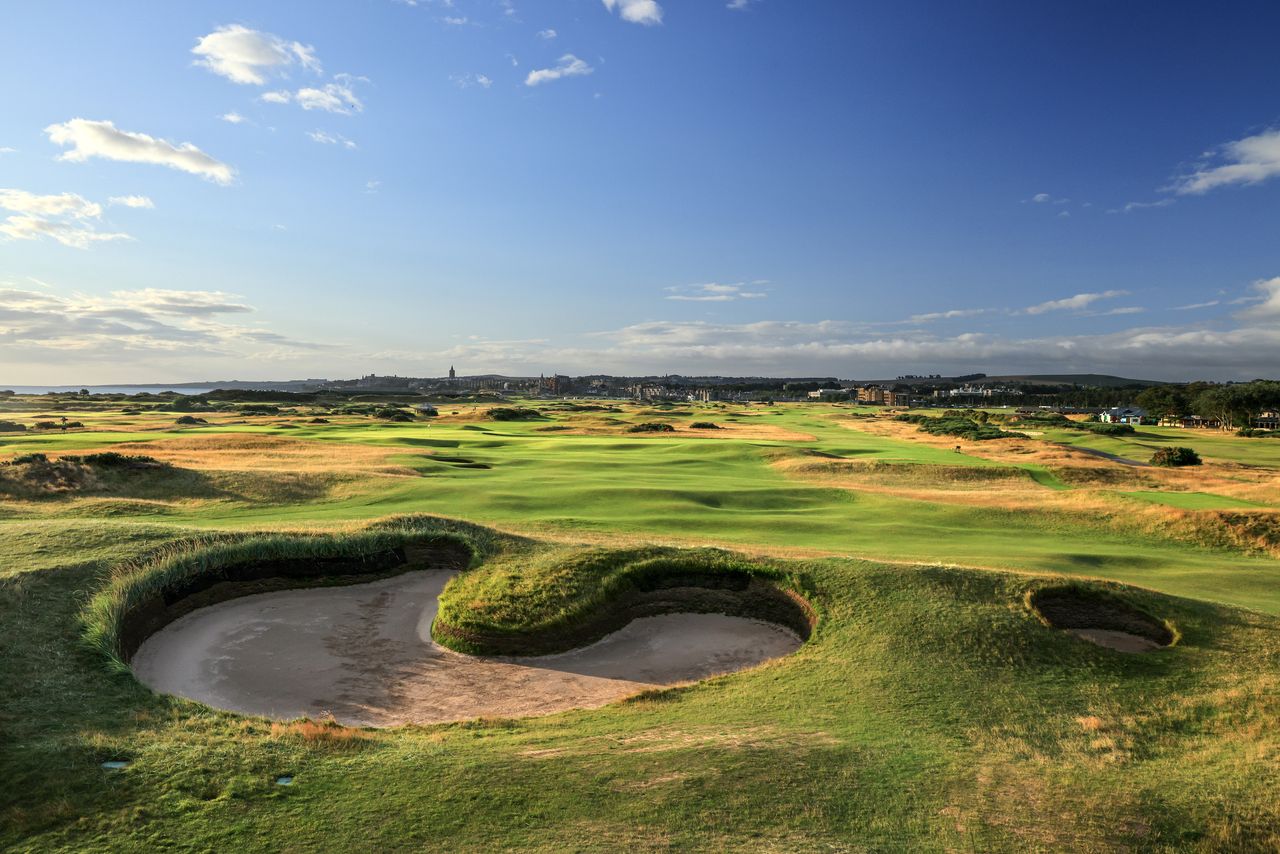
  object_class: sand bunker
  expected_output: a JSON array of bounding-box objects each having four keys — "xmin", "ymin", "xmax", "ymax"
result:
[
  {"xmin": 1029, "ymin": 587, "xmax": 1174, "ymax": 654},
  {"xmin": 132, "ymin": 571, "xmax": 802, "ymax": 727}
]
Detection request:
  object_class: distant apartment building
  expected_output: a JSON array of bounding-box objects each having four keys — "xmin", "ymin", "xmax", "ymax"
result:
[{"xmin": 854, "ymin": 386, "xmax": 910, "ymax": 406}]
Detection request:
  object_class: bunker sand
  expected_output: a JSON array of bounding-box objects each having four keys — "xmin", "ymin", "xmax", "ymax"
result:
[{"xmin": 132, "ymin": 571, "xmax": 801, "ymax": 727}]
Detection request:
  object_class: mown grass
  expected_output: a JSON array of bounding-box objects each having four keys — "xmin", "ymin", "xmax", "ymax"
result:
[{"xmin": 3, "ymin": 400, "xmax": 1280, "ymax": 850}]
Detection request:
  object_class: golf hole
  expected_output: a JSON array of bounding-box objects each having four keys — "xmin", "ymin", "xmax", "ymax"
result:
[{"xmin": 1029, "ymin": 587, "xmax": 1175, "ymax": 653}]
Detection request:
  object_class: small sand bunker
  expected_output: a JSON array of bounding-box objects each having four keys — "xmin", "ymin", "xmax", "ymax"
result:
[
  {"xmin": 131, "ymin": 572, "xmax": 802, "ymax": 727},
  {"xmin": 1029, "ymin": 587, "xmax": 1174, "ymax": 653}
]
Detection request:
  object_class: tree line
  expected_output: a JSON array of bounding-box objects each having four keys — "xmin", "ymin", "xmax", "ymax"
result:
[{"xmin": 1136, "ymin": 381, "xmax": 1280, "ymax": 430}]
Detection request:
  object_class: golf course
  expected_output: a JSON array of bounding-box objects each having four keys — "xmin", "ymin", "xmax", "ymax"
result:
[{"xmin": 3, "ymin": 397, "xmax": 1280, "ymax": 850}]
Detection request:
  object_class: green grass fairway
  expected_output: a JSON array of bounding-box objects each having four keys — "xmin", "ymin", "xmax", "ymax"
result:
[{"xmin": 3, "ymin": 399, "xmax": 1280, "ymax": 850}]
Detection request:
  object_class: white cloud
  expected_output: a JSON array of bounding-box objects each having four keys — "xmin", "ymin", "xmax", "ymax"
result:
[
  {"xmin": 450, "ymin": 72, "xmax": 493, "ymax": 89},
  {"xmin": 0, "ymin": 287, "xmax": 328, "ymax": 373},
  {"xmin": 525, "ymin": 54, "xmax": 593, "ymax": 86},
  {"xmin": 1173, "ymin": 127, "xmax": 1280, "ymax": 195},
  {"xmin": 727, "ymin": 0, "xmax": 754, "ymax": 8},
  {"xmin": 294, "ymin": 75, "xmax": 365, "ymax": 114},
  {"xmin": 1112, "ymin": 198, "xmax": 1175, "ymax": 214},
  {"xmin": 664, "ymin": 282, "xmax": 768, "ymax": 302},
  {"xmin": 441, "ymin": 15, "xmax": 469, "ymax": 25},
  {"xmin": 907, "ymin": 308, "xmax": 990, "ymax": 323},
  {"xmin": 1029, "ymin": 192, "xmax": 1069, "ymax": 205},
  {"xmin": 602, "ymin": 0, "xmax": 663, "ymax": 25},
  {"xmin": 220, "ymin": 111, "xmax": 247, "ymax": 124},
  {"xmin": 0, "ymin": 188, "xmax": 132, "ymax": 249},
  {"xmin": 0, "ymin": 147, "xmax": 15, "ymax": 155},
  {"xmin": 1239, "ymin": 276, "xmax": 1280, "ymax": 321},
  {"xmin": 1172, "ymin": 300, "xmax": 1219, "ymax": 311},
  {"xmin": 260, "ymin": 90, "xmax": 292, "ymax": 104},
  {"xmin": 109, "ymin": 195, "xmax": 154, "ymax": 209},
  {"xmin": 192, "ymin": 25, "xmax": 320, "ymax": 85},
  {"xmin": 45, "ymin": 119, "xmax": 235, "ymax": 185},
  {"xmin": 306, "ymin": 129, "xmax": 357, "ymax": 149},
  {"xmin": 1024, "ymin": 290, "xmax": 1127, "ymax": 315},
  {"xmin": 365, "ymin": 180, "xmax": 381, "ymax": 194},
  {"xmin": 537, "ymin": 28, "xmax": 558, "ymax": 39}
]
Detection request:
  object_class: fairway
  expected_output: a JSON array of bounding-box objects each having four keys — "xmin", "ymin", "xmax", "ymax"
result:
[{"xmin": 4, "ymin": 399, "xmax": 1280, "ymax": 851}]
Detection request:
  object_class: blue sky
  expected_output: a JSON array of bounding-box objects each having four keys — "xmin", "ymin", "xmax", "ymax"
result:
[{"xmin": 2, "ymin": 0, "xmax": 1279, "ymax": 383}]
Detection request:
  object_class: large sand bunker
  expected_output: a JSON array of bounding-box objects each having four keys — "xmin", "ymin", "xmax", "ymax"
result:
[{"xmin": 132, "ymin": 571, "xmax": 802, "ymax": 727}]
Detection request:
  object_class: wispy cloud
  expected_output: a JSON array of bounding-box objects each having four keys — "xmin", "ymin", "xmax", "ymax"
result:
[
  {"xmin": 0, "ymin": 287, "xmax": 329, "ymax": 371},
  {"xmin": 537, "ymin": 28, "xmax": 558, "ymax": 39},
  {"xmin": 0, "ymin": 188, "xmax": 133, "ymax": 249},
  {"xmin": 45, "ymin": 119, "xmax": 235, "ymax": 185},
  {"xmin": 1023, "ymin": 290, "xmax": 1127, "ymax": 315},
  {"xmin": 1110, "ymin": 198, "xmax": 1176, "ymax": 214},
  {"xmin": 664, "ymin": 282, "xmax": 768, "ymax": 302},
  {"xmin": 450, "ymin": 72, "xmax": 493, "ymax": 89},
  {"xmin": 525, "ymin": 54, "xmax": 593, "ymax": 86},
  {"xmin": 192, "ymin": 25, "xmax": 320, "ymax": 85},
  {"xmin": 602, "ymin": 0, "xmax": 663, "ymax": 25},
  {"xmin": 108, "ymin": 195, "xmax": 154, "ymax": 209},
  {"xmin": 306, "ymin": 130, "xmax": 357, "ymax": 149},
  {"xmin": 906, "ymin": 308, "xmax": 991, "ymax": 323},
  {"xmin": 295, "ymin": 75, "xmax": 365, "ymax": 114},
  {"xmin": 1172, "ymin": 300, "xmax": 1219, "ymax": 311},
  {"xmin": 220, "ymin": 111, "xmax": 247, "ymax": 124},
  {"xmin": 1172, "ymin": 127, "xmax": 1280, "ymax": 195}
]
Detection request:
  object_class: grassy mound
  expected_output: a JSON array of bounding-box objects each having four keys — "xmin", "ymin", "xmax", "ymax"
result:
[
  {"xmin": 895, "ymin": 413, "xmax": 1026, "ymax": 441},
  {"xmin": 627, "ymin": 422, "xmax": 675, "ymax": 433},
  {"xmin": 433, "ymin": 546, "xmax": 817, "ymax": 655},
  {"xmin": 488, "ymin": 407, "xmax": 543, "ymax": 421},
  {"xmin": 0, "ymin": 452, "xmax": 183, "ymax": 499}
]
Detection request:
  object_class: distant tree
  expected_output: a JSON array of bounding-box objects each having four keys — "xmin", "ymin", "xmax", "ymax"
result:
[{"xmin": 1135, "ymin": 385, "xmax": 1189, "ymax": 419}]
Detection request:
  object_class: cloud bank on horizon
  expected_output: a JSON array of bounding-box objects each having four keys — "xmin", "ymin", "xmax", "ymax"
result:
[{"xmin": 1, "ymin": 2, "xmax": 1279, "ymax": 383}]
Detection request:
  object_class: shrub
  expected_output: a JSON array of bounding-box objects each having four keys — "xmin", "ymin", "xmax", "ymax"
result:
[
  {"xmin": 310, "ymin": 417, "xmax": 330, "ymax": 424},
  {"xmin": 0, "ymin": 420, "xmax": 26, "ymax": 433},
  {"xmin": 1238, "ymin": 428, "xmax": 1280, "ymax": 438},
  {"xmin": 7, "ymin": 453, "xmax": 48, "ymax": 466},
  {"xmin": 238, "ymin": 405, "xmax": 281, "ymax": 416},
  {"xmin": 1150, "ymin": 446, "xmax": 1201, "ymax": 467},
  {"xmin": 33, "ymin": 421, "xmax": 58, "ymax": 430},
  {"xmin": 690, "ymin": 422, "xmax": 720, "ymax": 429},
  {"xmin": 894, "ymin": 413, "xmax": 1023, "ymax": 441},
  {"xmin": 488, "ymin": 407, "xmax": 542, "ymax": 421},
  {"xmin": 375, "ymin": 407, "xmax": 414, "ymax": 422},
  {"xmin": 174, "ymin": 415, "xmax": 208, "ymax": 425},
  {"xmin": 627, "ymin": 422, "xmax": 675, "ymax": 433}
]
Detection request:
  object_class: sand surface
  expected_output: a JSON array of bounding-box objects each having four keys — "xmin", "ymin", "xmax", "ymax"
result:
[
  {"xmin": 1070, "ymin": 628, "xmax": 1162, "ymax": 653},
  {"xmin": 132, "ymin": 571, "xmax": 801, "ymax": 727}
]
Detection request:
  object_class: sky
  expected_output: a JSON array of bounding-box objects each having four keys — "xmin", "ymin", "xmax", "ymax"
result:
[{"xmin": 2, "ymin": 0, "xmax": 1279, "ymax": 384}]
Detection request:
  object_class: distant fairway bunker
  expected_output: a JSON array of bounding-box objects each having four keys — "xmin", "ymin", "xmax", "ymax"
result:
[
  {"xmin": 1028, "ymin": 586, "xmax": 1176, "ymax": 653},
  {"xmin": 98, "ymin": 524, "xmax": 811, "ymax": 727}
]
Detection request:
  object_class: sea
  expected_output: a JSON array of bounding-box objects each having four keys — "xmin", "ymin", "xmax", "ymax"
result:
[{"xmin": 1, "ymin": 386, "xmax": 219, "ymax": 396}]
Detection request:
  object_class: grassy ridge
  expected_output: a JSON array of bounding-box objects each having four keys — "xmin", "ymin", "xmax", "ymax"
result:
[{"xmin": 434, "ymin": 546, "xmax": 817, "ymax": 654}]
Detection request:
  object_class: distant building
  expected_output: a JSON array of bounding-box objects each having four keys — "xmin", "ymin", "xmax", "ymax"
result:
[
  {"xmin": 1100, "ymin": 406, "xmax": 1147, "ymax": 425},
  {"xmin": 448, "ymin": 366, "xmax": 456, "ymax": 381}
]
